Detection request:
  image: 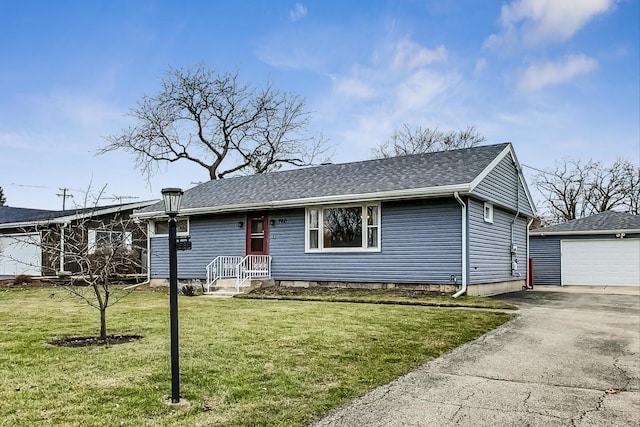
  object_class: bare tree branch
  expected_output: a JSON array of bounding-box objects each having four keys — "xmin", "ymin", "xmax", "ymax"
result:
[
  {"xmin": 27, "ymin": 185, "xmax": 148, "ymax": 339},
  {"xmin": 371, "ymin": 124, "xmax": 485, "ymax": 159},
  {"xmin": 534, "ymin": 158, "xmax": 640, "ymax": 223},
  {"xmin": 100, "ymin": 64, "xmax": 330, "ymax": 182}
]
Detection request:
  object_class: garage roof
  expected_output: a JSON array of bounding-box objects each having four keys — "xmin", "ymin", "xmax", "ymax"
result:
[{"xmin": 531, "ymin": 211, "xmax": 640, "ymax": 236}]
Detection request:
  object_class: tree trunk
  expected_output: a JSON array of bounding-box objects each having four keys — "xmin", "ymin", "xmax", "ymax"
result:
[{"xmin": 100, "ymin": 308, "xmax": 107, "ymax": 340}]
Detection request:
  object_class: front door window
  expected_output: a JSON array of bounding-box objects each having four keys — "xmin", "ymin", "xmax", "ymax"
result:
[{"xmin": 246, "ymin": 214, "xmax": 268, "ymax": 255}]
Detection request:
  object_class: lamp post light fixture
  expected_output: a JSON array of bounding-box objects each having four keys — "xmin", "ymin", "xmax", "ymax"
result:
[{"xmin": 161, "ymin": 187, "xmax": 184, "ymax": 403}]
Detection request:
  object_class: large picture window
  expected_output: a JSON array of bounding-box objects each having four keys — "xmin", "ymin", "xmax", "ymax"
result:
[{"xmin": 306, "ymin": 204, "xmax": 380, "ymax": 252}]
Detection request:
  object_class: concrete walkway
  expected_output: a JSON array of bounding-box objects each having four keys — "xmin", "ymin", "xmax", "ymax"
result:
[{"xmin": 311, "ymin": 290, "xmax": 640, "ymax": 426}]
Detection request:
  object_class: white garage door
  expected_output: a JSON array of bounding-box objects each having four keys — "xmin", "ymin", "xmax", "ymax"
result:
[
  {"xmin": 0, "ymin": 234, "xmax": 42, "ymax": 276},
  {"xmin": 561, "ymin": 239, "xmax": 640, "ymax": 286}
]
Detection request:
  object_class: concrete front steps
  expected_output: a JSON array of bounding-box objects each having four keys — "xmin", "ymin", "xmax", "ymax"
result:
[{"xmin": 202, "ymin": 277, "xmax": 275, "ymax": 298}]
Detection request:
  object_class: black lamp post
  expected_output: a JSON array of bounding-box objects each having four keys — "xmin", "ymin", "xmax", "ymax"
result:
[{"xmin": 161, "ymin": 187, "xmax": 184, "ymax": 403}]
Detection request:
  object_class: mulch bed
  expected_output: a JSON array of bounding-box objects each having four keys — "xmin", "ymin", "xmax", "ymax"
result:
[
  {"xmin": 0, "ymin": 279, "xmax": 53, "ymax": 288},
  {"xmin": 47, "ymin": 334, "xmax": 143, "ymax": 347},
  {"xmin": 248, "ymin": 286, "xmax": 446, "ymax": 298}
]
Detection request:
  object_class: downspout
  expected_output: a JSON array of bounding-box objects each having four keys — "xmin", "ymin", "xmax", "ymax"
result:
[
  {"xmin": 59, "ymin": 222, "xmax": 69, "ymax": 274},
  {"xmin": 453, "ymin": 192, "xmax": 467, "ymax": 298},
  {"xmin": 525, "ymin": 217, "xmax": 534, "ymax": 288},
  {"xmin": 146, "ymin": 220, "xmax": 152, "ymax": 282}
]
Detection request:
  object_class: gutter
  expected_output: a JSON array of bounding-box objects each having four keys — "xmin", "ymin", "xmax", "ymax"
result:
[
  {"xmin": 133, "ymin": 184, "xmax": 472, "ymax": 220},
  {"xmin": 530, "ymin": 229, "xmax": 640, "ymax": 236},
  {"xmin": 453, "ymin": 192, "xmax": 467, "ymax": 298}
]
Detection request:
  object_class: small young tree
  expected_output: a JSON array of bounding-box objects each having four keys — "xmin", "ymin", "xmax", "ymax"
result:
[
  {"xmin": 38, "ymin": 188, "xmax": 147, "ymax": 340},
  {"xmin": 0, "ymin": 186, "xmax": 6, "ymax": 205}
]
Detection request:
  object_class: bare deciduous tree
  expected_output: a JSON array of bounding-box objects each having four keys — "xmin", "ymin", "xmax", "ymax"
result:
[
  {"xmin": 534, "ymin": 158, "xmax": 640, "ymax": 223},
  {"xmin": 101, "ymin": 64, "xmax": 330, "ymax": 181},
  {"xmin": 371, "ymin": 124, "xmax": 485, "ymax": 159},
  {"xmin": 37, "ymin": 188, "xmax": 147, "ymax": 340}
]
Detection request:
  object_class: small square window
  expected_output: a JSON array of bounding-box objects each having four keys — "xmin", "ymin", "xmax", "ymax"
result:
[{"xmin": 484, "ymin": 203, "xmax": 494, "ymax": 223}]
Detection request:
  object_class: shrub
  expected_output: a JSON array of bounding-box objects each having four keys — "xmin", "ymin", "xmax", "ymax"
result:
[
  {"xmin": 13, "ymin": 275, "xmax": 33, "ymax": 285},
  {"xmin": 180, "ymin": 284, "xmax": 197, "ymax": 297}
]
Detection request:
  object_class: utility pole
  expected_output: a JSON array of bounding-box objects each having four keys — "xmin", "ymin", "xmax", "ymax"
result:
[{"xmin": 56, "ymin": 188, "xmax": 73, "ymax": 210}]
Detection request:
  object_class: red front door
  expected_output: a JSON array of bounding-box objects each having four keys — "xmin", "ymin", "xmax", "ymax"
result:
[{"xmin": 246, "ymin": 213, "xmax": 268, "ymax": 255}]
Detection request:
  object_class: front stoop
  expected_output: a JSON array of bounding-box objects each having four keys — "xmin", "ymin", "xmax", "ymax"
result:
[{"xmin": 203, "ymin": 277, "xmax": 275, "ymax": 298}]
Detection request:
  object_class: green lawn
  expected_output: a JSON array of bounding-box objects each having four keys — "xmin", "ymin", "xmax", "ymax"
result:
[{"xmin": 0, "ymin": 287, "xmax": 511, "ymax": 426}]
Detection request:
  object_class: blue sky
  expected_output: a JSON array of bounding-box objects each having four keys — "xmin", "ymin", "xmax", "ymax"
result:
[{"xmin": 1, "ymin": 0, "xmax": 638, "ymax": 210}]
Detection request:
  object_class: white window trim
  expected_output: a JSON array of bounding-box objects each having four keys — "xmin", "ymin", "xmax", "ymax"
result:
[
  {"xmin": 484, "ymin": 202, "xmax": 494, "ymax": 223},
  {"xmin": 151, "ymin": 218, "xmax": 190, "ymax": 237},
  {"xmin": 305, "ymin": 203, "xmax": 381, "ymax": 253}
]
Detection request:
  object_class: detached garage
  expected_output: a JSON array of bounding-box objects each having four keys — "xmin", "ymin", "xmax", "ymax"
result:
[{"xmin": 530, "ymin": 211, "xmax": 640, "ymax": 287}]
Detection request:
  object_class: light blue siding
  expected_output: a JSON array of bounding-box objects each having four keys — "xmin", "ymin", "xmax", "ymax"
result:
[
  {"xmin": 472, "ymin": 155, "xmax": 535, "ymax": 217},
  {"xmin": 270, "ymin": 200, "xmax": 463, "ymax": 283},
  {"xmin": 150, "ymin": 213, "xmax": 246, "ymax": 279},
  {"xmin": 468, "ymin": 198, "xmax": 528, "ymax": 284},
  {"xmin": 150, "ymin": 199, "xmax": 464, "ymax": 283},
  {"xmin": 529, "ymin": 236, "xmax": 561, "ymax": 285}
]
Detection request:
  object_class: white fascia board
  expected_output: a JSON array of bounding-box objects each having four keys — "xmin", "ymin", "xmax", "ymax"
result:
[
  {"xmin": 0, "ymin": 221, "xmax": 40, "ymax": 230},
  {"xmin": 132, "ymin": 184, "xmax": 471, "ymax": 220},
  {"xmin": 530, "ymin": 229, "xmax": 640, "ymax": 236},
  {"xmin": 468, "ymin": 143, "xmax": 537, "ymax": 217},
  {"xmin": 0, "ymin": 201, "xmax": 158, "ymax": 229},
  {"xmin": 510, "ymin": 147, "xmax": 538, "ymax": 216},
  {"xmin": 51, "ymin": 200, "xmax": 158, "ymax": 223}
]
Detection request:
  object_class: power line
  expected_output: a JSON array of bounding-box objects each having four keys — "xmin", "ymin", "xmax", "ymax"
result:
[
  {"xmin": 103, "ymin": 195, "xmax": 140, "ymax": 203},
  {"xmin": 521, "ymin": 164, "xmax": 548, "ymax": 175},
  {"xmin": 0, "ymin": 182, "xmax": 53, "ymax": 189}
]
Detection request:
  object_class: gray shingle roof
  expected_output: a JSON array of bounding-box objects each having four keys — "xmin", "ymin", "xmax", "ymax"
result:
[
  {"xmin": 531, "ymin": 211, "xmax": 640, "ymax": 234},
  {"xmin": 1, "ymin": 201, "xmax": 158, "ymax": 227},
  {"xmin": 138, "ymin": 143, "xmax": 511, "ymax": 215},
  {"xmin": 0, "ymin": 206, "xmax": 68, "ymax": 224}
]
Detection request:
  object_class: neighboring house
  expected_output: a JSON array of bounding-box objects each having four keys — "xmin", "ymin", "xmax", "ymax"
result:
[
  {"xmin": 136, "ymin": 143, "xmax": 536, "ymax": 296},
  {"xmin": 0, "ymin": 201, "xmax": 156, "ymax": 277},
  {"xmin": 530, "ymin": 211, "xmax": 640, "ymax": 287}
]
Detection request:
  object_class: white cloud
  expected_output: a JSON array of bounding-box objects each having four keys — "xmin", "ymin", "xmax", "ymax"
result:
[
  {"xmin": 486, "ymin": 0, "xmax": 616, "ymax": 48},
  {"xmin": 333, "ymin": 77, "xmax": 376, "ymax": 99},
  {"xmin": 475, "ymin": 58, "xmax": 488, "ymax": 74},
  {"xmin": 289, "ymin": 3, "xmax": 307, "ymax": 22},
  {"xmin": 315, "ymin": 38, "xmax": 462, "ymax": 158},
  {"xmin": 390, "ymin": 40, "xmax": 447, "ymax": 71},
  {"xmin": 26, "ymin": 90, "xmax": 124, "ymax": 131},
  {"xmin": 518, "ymin": 54, "xmax": 598, "ymax": 91}
]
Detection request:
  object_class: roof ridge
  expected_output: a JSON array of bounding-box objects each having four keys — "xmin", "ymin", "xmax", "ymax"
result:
[{"xmin": 202, "ymin": 142, "xmax": 511, "ymax": 185}]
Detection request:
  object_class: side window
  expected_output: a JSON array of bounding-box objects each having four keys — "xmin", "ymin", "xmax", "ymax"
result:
[
  {"xmin": 484, "ymin": 203, "xmax": 494, "ymax": 223},
  {"xmin": 154, "ymin": 219, "xmax": 189, "ymax": 236}
]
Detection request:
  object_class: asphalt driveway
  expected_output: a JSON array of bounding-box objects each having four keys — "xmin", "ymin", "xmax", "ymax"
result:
[{"xmin": 311, "ymin": 290, "xmax": 640, "ymax": 426}]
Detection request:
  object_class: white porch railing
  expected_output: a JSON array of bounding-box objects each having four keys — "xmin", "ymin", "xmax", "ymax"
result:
[
  {"xmin": 205, "ymin": 255, "xmax": 272, "ymax": 293},
  {"xmin": 235, "ymin": 255, "xmax": 272, "ymax": 292},
  {"xmin": 205, "ymin": 256, "xmax": 243, "ymax": 292}
]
